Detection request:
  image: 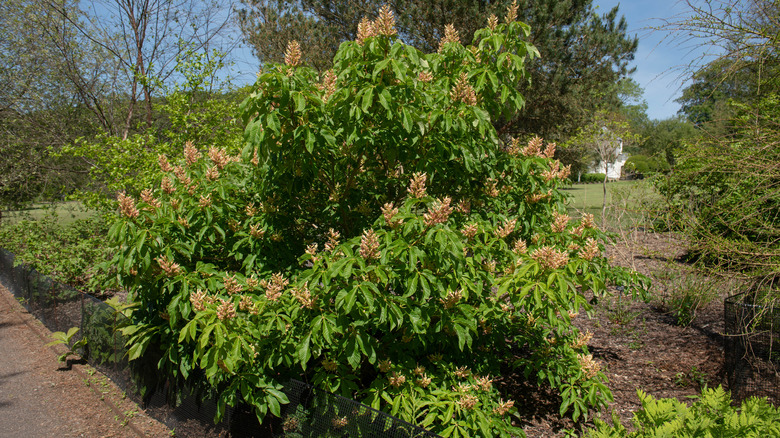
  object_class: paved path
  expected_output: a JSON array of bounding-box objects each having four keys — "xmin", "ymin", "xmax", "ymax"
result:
[{"xmin": 0, "ymin": 285, "xmax": 170, "ymax": 438}]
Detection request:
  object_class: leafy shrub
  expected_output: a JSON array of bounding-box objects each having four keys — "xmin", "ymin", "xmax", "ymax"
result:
[
  {"xmin": 0, "ymin": 214, "xmax": 112, "ymax": 293},
  {"xmin": 581, "ymin": 173, "xmax": 606, "ymax": 184},
  {"xmin": 655, "ymin": 94, "xmax": 780, "ymax": 279},
  {"xmin": 624, "ymin": 155, "xmax": 669, "ymax": 178},
  {"xmin": 585, "ymin": 386, "xmax": 780, "ymax": 437},
  {"xmin": 110, "ymin": 6, "xmax": 646, "ymax": 436}
]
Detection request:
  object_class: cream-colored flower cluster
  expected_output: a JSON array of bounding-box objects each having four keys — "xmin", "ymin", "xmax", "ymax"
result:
[
  {"xmin": 571, "ymin": 331, "xmax": 593, "ymax": 349},
  {"xmin": 542, "ymin": 160, "xmax": 571, "ymax": 182},
  {"xmin": 359, "ymin": 229, "xmax": 380, "ymax": 260},
  {"xmin": 117, "ymin": 192, "xmax": 140, "ymax": 218},
  {"xmin": 389, "ymin": 371, "xmax": 406, "ymax": 388},
  {"xmin": 461, "ymin": 223, "xmax": 479, "ymax": 240},
  {"xmin": 551, "ymin": 211, "xmax": 571, "ymax": 233},
  {"xmin": 424, "ymin": 197, "xmax": 453, "ymax": 227},
  {"xmin": 356, "ymin": 5, "xmax": 397, "ymax": 44},
  {"xmin": 381, "ymin": 202, "xmax": 401, "ymax": 227},
  {"xmin": 505, "ymin": 0, "xmax": 519, "ymax": 23},
  {"xmin": 407, "ymin": 172, "xmax": 427, "ymax": 198},
  {"xmin": 284, "ymin": 40, "xmax": 301, "ymax": 67},
  {"xmin": 487, "ymin": 14, "xmax": 499, "ymax": 31},
  {"xmin": 291, "ymin": 282, "xmax": 315, "ymax": 309},
  {"xmin": 531, "ymin": 246, "xmax": 569, "ymax": 270},
  {"xmin": 577, "ymin": 353, "xmax": 602, "ymax": 379},
  {"xmin": 223, "ymin": 274, "xmax": 243, "ymax": 295},
  {"xmin": 189, "ymin": 289, "xmax": 214, "ymax": 312},
  {"xmin": 260, "ymin": 273, "xmax": 289, "ymax": 301},
  {"xmin": 317, "ymin": 70, "xmax": 337, "ymax": 102},
  {"xmin": 440, "ymin": 289, "xmax": 463, "ymax": 309},
  {"xmin": 495, "ymin": 218, "xmax": 517, "ymax": 239},
  {"xmin": 438, "ymin": 24, "xmax": 460, "ymax": 53},
  {"xmin": 156, "ymin": 255, "xmax": 182, "ymax": 277},
  {"xmin": 579, "ymin": 237, "xmax": 600, "ymax": 261},
  {"xmin": 450, "ymin": 72, "xmax": 477, "ymax": 106},
  {"xmin": 324, "ymin": 228, "xmax": 341, "ymax": 252},
  {"xmin": 512, "ymin": 239, "xmax": 527, "ymax": 254}
]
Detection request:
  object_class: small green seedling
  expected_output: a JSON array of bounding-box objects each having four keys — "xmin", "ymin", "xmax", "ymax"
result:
[{"xmin": 46, "ymin": 327, "xmax": 87, "ymax": 363}]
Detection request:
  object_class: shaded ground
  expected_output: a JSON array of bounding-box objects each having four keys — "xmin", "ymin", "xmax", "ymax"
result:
[
  {"xmin": 0, "ymin": 285, "xmax": 171, "ymax": 438},
  {"xmin": 515, "ymin": 230, "xmax": 735, "ymax": 437}
]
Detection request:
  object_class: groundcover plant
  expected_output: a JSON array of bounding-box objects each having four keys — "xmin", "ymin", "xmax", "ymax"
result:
[{"xmin": 109, "ymin": 4, "xmax": 645, "ymax": 436}]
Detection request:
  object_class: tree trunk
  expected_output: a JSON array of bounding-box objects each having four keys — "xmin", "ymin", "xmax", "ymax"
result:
[{"xmin": 602, "ymin": 163, "xmax": 608, "ymax": 229}]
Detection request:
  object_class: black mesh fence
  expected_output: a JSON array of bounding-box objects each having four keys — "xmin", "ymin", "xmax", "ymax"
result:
[
  {"xmin": 724, "ymin": 292, "xmax": 780, "ymax": 404},
  {"xmin": 0, "ymin": 248, "xmax": 439, "ymax": 438}
]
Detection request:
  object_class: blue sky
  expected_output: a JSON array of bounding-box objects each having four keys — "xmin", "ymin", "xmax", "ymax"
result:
[{"xmin": 594, "ymin": 0, "xmax": 705, "ymax": 120}]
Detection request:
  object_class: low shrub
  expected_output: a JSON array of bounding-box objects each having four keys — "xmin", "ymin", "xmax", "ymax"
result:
[
  {"xmin": 0, "ymin": 214, "xmax": 112, "ymax": 294},
  {"xmin": 624, "ymin": 155, "xmax": 669, "ymax": 178},
  {"xmin": 585, "ymin": 386, "xmax": 780, "ymax": 437},
  {"xmin": 581, "ymin": 173, "xmax": 606, "ymax": 184}
]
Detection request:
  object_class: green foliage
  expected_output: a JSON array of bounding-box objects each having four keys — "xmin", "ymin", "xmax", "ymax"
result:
[
  {"xmin": 47, "ymin": 327, "xmax": 88, "ymax": 363},
  {"xmin": 580, "ymin": 173, "xmax": 607, "ymax": 184},
  {"xmin": 0, "ymin": 214, "xmax": 112, "ymax": 293},
  {"xmin": 656, "ymin": 94, "xmax": 780, "ymax": 278},
  {"xmin": 111, "ymin": 11, "xmax": 645, "ymax": 436},
  {"xmin": 57, "ymin": 48, "xmax": 244, "ymax": 212},
  {"xmin": 623, "ymin": 156, "xmax": 669, "ymax": 178},
  {"xmin": 237, "ymin": 0, "xmax": 639, "ymax": 141},
  {"xmin": 585, "ymin": 386, "xmax": 780, "ymax": 437}
]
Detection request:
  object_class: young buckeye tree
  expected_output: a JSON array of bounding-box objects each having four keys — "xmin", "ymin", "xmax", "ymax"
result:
[{"xmin": 110, "ymin": 4, "xmax": 645, "ymax": 436}]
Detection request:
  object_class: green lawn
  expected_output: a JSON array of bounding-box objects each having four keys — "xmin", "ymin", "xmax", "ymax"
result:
[
  {"xmin": 2, "ymin": 201, "xmax": 96, "ymax": 225},
  {"xmin": 564, "ymin": 180, "xmax": 659, "ymax": 229}
]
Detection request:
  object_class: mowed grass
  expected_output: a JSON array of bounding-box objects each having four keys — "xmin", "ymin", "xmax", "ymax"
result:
[
  {"xmin": 564, "ymin": 180, "xmax": 659, "ymax": 228},
  {"xmin": 2, "ymin": 201, "xmax": 96, "ymax": 225}
]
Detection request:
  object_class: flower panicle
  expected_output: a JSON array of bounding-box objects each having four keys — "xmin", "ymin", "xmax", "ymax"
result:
[
  {"xmin": 117, "ymin": 192, "xmax": 140, "ymax": 218},
  {"xmin": 487, "ymin": 14, "xmax": 499, "ymax": 30},
  {"xmin": 440, "ymin": 289, "xmax": 462, "ymax": 309},
  {"xmin": 216, "ymin": 298, "xmax": 236, "ymax": 320},
  {"xmin": 156, "ymin": 255, "xmax": 182, "ymax": 277},
  {"xmin": 318, "ymin": 70, "xmax": 337, "ymax": 102},
  {"xmin": 382, "ymin": 202, "xmax": 401, "ymax": 227},
  {"xmin": 359, "ymin": 229, "xmax": 380, "ymax": 261},
  {"xmin": 531, "ymin": 246, "xmax": 569, "ymax": 270},
  {"xmin": 140, "ymin": 188, "xmax": 162, "ymax": 211},
  {"xmin": 158, "ymin": 154, "xmax": 173, "ymax": 172},
  {"xmin": 261, "ymin": 273, "xmax": 289, "ymax": 301},
  {"xmin": 495, "ymin": 218, "xmax": 517, "ymax": 239},
  {"xmin": 505, "ymin": 0, "xmax": 519, "ymax": 23},
  {"xmin": 407, "ymin": 172, "xmax": 428, "ymax": 198},
  {"xmin": 424, "ymin": 197, "xmax": 453, "ymax": 227},
  {"xmin": 551, "ymin": 211, "xmax": 571, "ymax": 233},
  {"xmin": 450, "ymin": 72, "xmax": 477, "ymax": 106},
  {"xmin": 284, "ymin": 40, "xmax": 302, "ymax": 67},
  {"xmin": 184, "ymin": 141, "xmax": 201, "ymax": 165},
  {"xmin": 438, "ymin": 24, "xmax": 460, "ymax": 53},
  {"xmin": 579, "ymin": 237, "xmax": 600, "ymax": 261}
]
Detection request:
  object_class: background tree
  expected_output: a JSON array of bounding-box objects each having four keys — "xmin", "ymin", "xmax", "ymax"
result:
[
  {"xmin": 568, "ymin": 110, "xmax": 638, "ymax": 226},
  {"xmin": 657, "ymin": 0, "xmax": 780, "ymax": 283}
]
